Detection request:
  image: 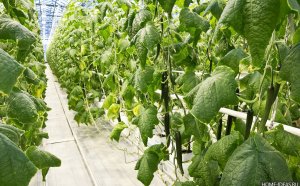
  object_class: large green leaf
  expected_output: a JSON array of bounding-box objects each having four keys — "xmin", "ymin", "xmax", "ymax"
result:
[
  {"xmin": 135, "ymin": 144, "xmax": 168, "ymax": 186},
  {"xmin": 279, "ymin": 43, "xmax": 300, "ymax": 104},
  {"xmin": 0, "ymin": 124, "xmax": 24, "ymax": 136},
  {"xmin": 221, "ymin": 134, "xmax": 292, "ymax": 185},
  {"xmin": 133, "ymin": 106, "xmax": 159, "ymax": 146},
  {"xmin": 266, "ymin": 125, "xmax": 300, "ymax": 157},
  {"xmin": 218, "ymin": 48, "xmax": 247, "ymax": 75},
  {"xmin": 135, "ymin": 66, "xmax": 154, "ymax": 93},
  {"xmin": 203, "ymin": 132, "xmax": 243, "ymax": 170},
  {"xmin": 0, "ymin": 17, "xmax": 36, "ymax": 61},
  {"xmin": 0, "ymin": 133, "xmax": 37, "ymax": 186},
  {"xmin": 0, "ymin": 126, "xmax": 20, "ymax": 145},
  {"xmin": 26, "ymin": 146, "xmax": 61, "ymax": 169},
  {"xmin": 132, "ymin": 9, "xmax": 152, "ymax": 35},
  {"xmin": 188, "ymin": 132, "xmax": 243, "ymax": 185},
  {"xmin": 26, "ymin": 146, "xmax": 61, "ymax": 181},
  {"xmin": 176, "ymin": 71, "xmax": 200, "ymax": 94},
  {"xmin": 158, "ymin": 0, "xmax": 176, "ymax": 16},
  {"xmin": 188, "ymin": 155, "xmax": 220, "ymax": 186},
  {"xmin": 7, "ymin": 90, "xmax": 38, "ymax": 124},
  {"xmin": 190, "ymin": 66, "xmax": 238, "ymax": 123},
  {"xmin": 134, "ymin": 23, "xmax": 160, "ymax": 67},
  {"xmin": 24, "ymin": 68, "xmax": 40, "ymax": 85},
  {"xmin": 0, "ymin": 48, "xmax": 25, "ymax": 94},
  {"xmin": 218, "ymin": 0, "xmax": 283, "ymax": 67},
  {"xmin": 179, "ymin": 8, "xmax": 210, "ymax": 32}
]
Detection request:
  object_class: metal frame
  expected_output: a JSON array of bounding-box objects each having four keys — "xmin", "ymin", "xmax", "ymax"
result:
[{"xmin": 34, "ymin": 0, "xmax": 69, "ymax": 50}]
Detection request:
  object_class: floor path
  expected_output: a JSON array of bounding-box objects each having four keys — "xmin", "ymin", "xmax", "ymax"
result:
[{"xmin": 29, "ymin": 65, "xmax": 164, "ymax": 186}]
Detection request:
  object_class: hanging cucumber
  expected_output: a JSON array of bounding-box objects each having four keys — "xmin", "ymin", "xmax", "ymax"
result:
[
  {"xmin": 175, "ymin": 131, "xmax": 184, "ymax": 175},
  {"xmin": 161, "ymin": 71, "xmax": 170, "ymax": 146},
  {"xmin": 259, "ymin": 83, "xmax": 280, "ymax": 133},
  {"xmin": 245, "ymin": 109, "xmax": 254, "ymax": 140},
  {"xmin": 217, "ymin": 118, "xmax": 223, "ymax": 140}
]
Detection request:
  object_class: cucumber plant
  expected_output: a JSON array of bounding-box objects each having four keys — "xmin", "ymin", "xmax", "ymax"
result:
[
  {"xmin": 47, "ymin": 0, "xmax": 300, "ymax": 185},
  {"xmin": 0, "ymin": 0, "xmax": 61, "ymax": 185}
]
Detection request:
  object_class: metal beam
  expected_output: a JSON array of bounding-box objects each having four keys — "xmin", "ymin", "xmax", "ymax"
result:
[{"xmin": 35, "ymin": 3, "xmax": 66, "ymax": 8}]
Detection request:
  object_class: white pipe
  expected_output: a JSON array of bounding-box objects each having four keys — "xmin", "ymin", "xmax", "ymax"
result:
[
  {"xmin": 154, "ymin": 90, "xmax": 300, "ymax": 137},
  {"xmin": 219, "ymin": 108, "xmax": 300, "ymax": 136}
]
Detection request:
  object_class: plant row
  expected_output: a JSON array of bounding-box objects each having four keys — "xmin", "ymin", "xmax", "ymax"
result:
[
  {"xmin": 0, "ymin": 1, "xmax": 60, "ymax": 185},
  {"xmin": 47, "ymin": 0, "xmax": 300, "ymax": 185}
]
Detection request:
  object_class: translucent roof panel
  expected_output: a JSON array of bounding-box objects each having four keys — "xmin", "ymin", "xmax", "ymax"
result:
[{"xmin": 34, "ymin": 0, "xmax": 69, "ymax": 50}]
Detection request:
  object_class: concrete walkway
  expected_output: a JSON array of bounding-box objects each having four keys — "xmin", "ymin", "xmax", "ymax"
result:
[{"xmin": 29, "ymin": 65, "xmax": 165, "ymax": 186}]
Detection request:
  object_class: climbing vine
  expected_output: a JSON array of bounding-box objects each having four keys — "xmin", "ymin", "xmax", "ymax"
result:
[{"xmin": 47, "ymin": 0, "xmax": 300, "ymax": 185}]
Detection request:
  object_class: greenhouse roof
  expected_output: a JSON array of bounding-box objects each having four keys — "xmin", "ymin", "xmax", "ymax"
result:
[{"xmin": 34, "ymin": 0, "xmax": 69, "ymax": 49}]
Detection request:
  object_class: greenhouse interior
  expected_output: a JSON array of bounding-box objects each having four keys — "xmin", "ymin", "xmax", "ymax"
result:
[{"xmin": 0, "ymin": 0, "xmax": 300, "ymax": 185}]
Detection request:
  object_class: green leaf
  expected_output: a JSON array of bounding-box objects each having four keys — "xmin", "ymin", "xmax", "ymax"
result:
[
  {"xmin": 218, "ymin": 48, "xmax": 247, "ymax": 75},
  {"xmin": 7, "ymin": 90, "xmax": 38, "ymax": 124},
  {"xmin": 221, "ymin": 134, "xmax": 292, "ymax": 185},
  {"xmin": 190, "ymin": 66, "xmax": 238, "ymax": 123},
  {"xmin": 158, "ymin": 0, "xmax": 176, "ymax": 16},
  {"xmin": 132, "ymin": 9, "xmax": 152, "ymax": 35},
  {"xmin": 103, "ymin": 71, "xmax": 117, "ymax": 91},
  {"xmin": 26, "ymin": 146, "xmax": 61, "ymax": 181},
  {"xmin": 279, "ymin": 43, "xmax": 300, "ymax": 104},
  {"xmin": 265, "ymin": 125, "xmax": 300, "ymax": 157},
  {"xmin": 136, "ymin": 106, "xmax": 159, "ymax": 146},
  {"xmin": 204, "ymin": 132, "xmax": 243, "ymax": 170},
  {"xmin": 176, "ymin": 71, "xmax": 200, "ymax": 94},
  {"xmin": 0, "ymin": 124, "xmax": 24, "ymax": 136},
  {"xmin": 182, "ymin": 113, "xmax": 200, "ymax": 138},
  {"xmin": 203, "ymin": 0, "xmax": 223, "ymax": 19},
  {"xmin": 239, "ymin": 71, "xmax": 268, "ymax": 100},
  {"xmin": 102, "ymin": 94, "xmax": 116, "ymax": 109},
  {"xmin": 293, "ymin": 27, "xmax": 300, "ymax": 44},
  {"xmin": 24, "ymin": 68, "xmax": 40, "ymax": 85},
  {"xmin": 134, "ymin": 23, "xmax": 160, "ymax": 67},
  {"xmin": 174, "ymin": 181, "xmax": 197, "ymax": 186},
  {"xmin": 218, "ymin": 0, "xmax": 283, "ymax": 67},
  {"xmin": 135, "ymin": 66, "xmax": 154, "ymax": 93},
  {"xmin": 179, "ymin": 8, "xmax": 210, "ymax": 32},
  {"xmin": 188, "ymin": 154, "xmax": 220, "ymax": 186},
  {"xmin": 26, "ymin": 146, "xmax": 61, "ymax": 169},
  {"xmin": 0, "ymin": 133, "xmax": 37, "ymax": 186},
  {"xmin": 135, "ymin": 144, "xmax": 168, "ymax": 185},
  {"xmin": 0, "ymin": 17, "xmax": 36, "ymax": 61},
  {"xmin": 110, "ymin": 122, "xmax": 128, "ymax": 142},
  {"xmin": 0, "ymin": 48, "xmax": 25, "ymax": 94},
  {"xmin": 0, "ymin": 124, "xmax": 20, "ymax": 145},
  {"xmin": 107, "ymin": 103, "xmax": 121, "ymax": 120},
  {"xmin": 188, "ymin": 132, "xmax": 242, "ymax": 185},
  {"xmin": 233, "ymin": 118, "xmax": 246, "ymax": 137}
]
